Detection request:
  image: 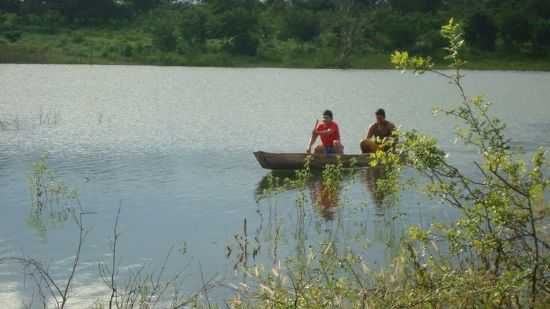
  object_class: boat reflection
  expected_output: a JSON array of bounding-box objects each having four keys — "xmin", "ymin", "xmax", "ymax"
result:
[
  {"xmin": 253, "ymin": 167, "xmax": 404, "ymax": 268},
  {"xmin": 255, "ymin": 170, "xmax": 347, "ymax": 221},
  {"xmin": 255, "ymin": 166, "xmax": 392, "ymax": 221},
  {"xmin": 308, "ymin": 178, "xmax": 340, "ymax": 220},
  {"xmin": 363, "ymin": 166, "xmax": 389, "ymax": 209}
]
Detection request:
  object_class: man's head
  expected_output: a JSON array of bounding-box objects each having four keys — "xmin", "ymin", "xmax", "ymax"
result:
[
  {"xmin": 375, "ymin": 108, "xmax": 386, "ymax": 123},
  {"xmin": 322, "ymin": 110, "xmax": 334, "ymax": 123}
]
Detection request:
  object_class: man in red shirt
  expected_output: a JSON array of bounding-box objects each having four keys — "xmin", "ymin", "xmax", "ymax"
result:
[{"xmin": 307, "ymin": 110, "xmax": 344, "ymax": 155}]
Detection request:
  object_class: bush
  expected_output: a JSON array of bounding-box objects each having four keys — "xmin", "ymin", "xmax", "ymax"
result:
[
  {"xmin": 24, "ymin": 11, "xmax": 65, "ymax": 33},
  {"xmin": 151, "ymin": 22, "xmax": 177, "ymax": 52},
  {"xmin": 71, "ymin": 33, "xmax": 85, "ymax": 43},
  {"xmin": 226, "ymin": 33, "xmax": 258, "ymax": 56},
  {"xmin": 0, "ymin": 12, "xmax": 20, "ymax": 30},
  {"xmin": 257, "ymin": 39, "xmax": 283, "ymax": 62},
  {"xmin": 233, "ymin": 19, "xmax": 550, "ymax": 308},
  {"xmin": 122, "ymin": 43, "xmax": 133, "ymax": 57},
  {"xmin": 4, "ymin": 30, "xmax": 22, "ymax": 42}
]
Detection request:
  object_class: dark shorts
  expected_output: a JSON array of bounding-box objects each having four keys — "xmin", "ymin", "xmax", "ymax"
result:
[{"xmin": 324, "ymin": 147, "xmax": 337, "ymax": 155}]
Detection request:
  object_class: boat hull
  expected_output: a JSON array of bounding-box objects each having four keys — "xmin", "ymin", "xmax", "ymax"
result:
[{"xmin": 253, "ymin": 151, "xmax": 373, "ymax": 170}]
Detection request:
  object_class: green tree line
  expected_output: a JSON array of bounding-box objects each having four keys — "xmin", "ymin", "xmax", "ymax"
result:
[{"xmin": 1, "ymin": 0, "xmax": 550, "ymax": 67}]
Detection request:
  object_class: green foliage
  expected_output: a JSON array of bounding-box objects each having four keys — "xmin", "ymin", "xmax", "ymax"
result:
[
  {"xmin": 0, "ymin": 0, "xmax": 20, "ymax": 13},
  {"xmin": 390, "ymin": 0, "xmax": 442, "ymax": 13},
  {"xmin": 500, "ymin": 13, "xmax": 531, "ymax": 47},
  {"xmin": 3, "ymin": 0, "xmax": 550, "ymax": 67},
  {"xmin": 256, "ymin": 156, "xmax": 312, "ymax": 201},
  {"xmin": 0, "ymin": 12, "xmax": 22, "ymax": 42},
  {"xmin": 131, "ymin": 0, "xmax": 161, "ymax": 12},
  {"xmin": 151, "ymin": 18, "xmax": 177, "ymax": 52},
  {"xmin": 391, "ymin": 50, "xmax": 434, "ymax": 73},
  {"xmin": 465, "ymin": 12, "xmax": 498, "ymax": 51},
  {"xmin": 179, "ymin": 5, "xmax": 210, "ymax": 51},
  {"xmin": 0, "ymin": 12, "xmax": 20, "ymax": 29},
  {"xmin": 236, "ymin": 18, "xmax": 549, "ymax": 308},
  {"xmin": 392, "ymin": 18, "xmax": 549, "ymax": 307},
  {"xmin": 533, "ymin": 19, "xmax": 550, "ymax": 50},
  {"xmin": 281, "ymin": 9, "xmax": 320, "ymax": 42},
  {"xmin": 3, "ymin": 30, "xmax": 21, "ymax": 42},
  {"xmin": 204, "ymin": 7, "xmax": 260, "ymax": 56},
  {"xmin": 384, "ymin": 15, "xmax": 417, "ymax": 50},
  {"xmin": 27, "ymin": 156, "xmax": 80, "ymax": 239}
]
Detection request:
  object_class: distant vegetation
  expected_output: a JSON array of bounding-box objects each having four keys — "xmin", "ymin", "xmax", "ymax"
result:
[{"xmin": 1, "ymin": 0, "xmax": 550, "ymax": 68}]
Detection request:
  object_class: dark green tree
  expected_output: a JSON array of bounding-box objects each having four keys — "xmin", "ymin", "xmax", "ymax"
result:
[
  {"xmin": 525, "ymin": 0, "xmax": 550, "ymax": 19},
  {"xmin": 205, "ymin": 0, "xmax": 259, "ymax": 13},
  {"xmin": 385, "ymin": 17, "xmax": 417, "ymax": 50},
  {"xmin": 281, "ymin": 9, "xmax": 320, "ymax": 42},
  {"xmin": 217, "ymin": 7, "xmax": 259, "ymax": 55},
  {"xmin": 465, "ymin": 12, "xmax": 497, "ymax": 51},
  {"xmin": 500, "ymin": 13, "xmax": 531, "ymax": 47},
  {"xmin": 180, "ymin": 6, "xmax": 210, "ymax": 50},
  {"xmin": 152, "ymin": 19, "xmax": 177, "ymax": 52},
  {"xmin": 533, "ymin": 20, "xmax": 550, "ymax": 51},
  {"xmin": 389, "ymin": 0, "xmax": 442, "ymax": 12},
  {"xmin": 0, "ymin": 0, "xmax": 20, "ymax": 13},
  {"xmin": 56, "ymin": 0, "xmax": 120, "ymax": 21},
  {"xmin": 131, "ymin": 0, "xmax": 162, "ymax": 12},
  {"xmin": 292, "ymin": 0, "xmax": 335, "ymax": 11}
]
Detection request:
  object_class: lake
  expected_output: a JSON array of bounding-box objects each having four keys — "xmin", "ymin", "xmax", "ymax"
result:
[{"xmin": 1, "ymin": 64, "xmax": 549, "ymax": 307}]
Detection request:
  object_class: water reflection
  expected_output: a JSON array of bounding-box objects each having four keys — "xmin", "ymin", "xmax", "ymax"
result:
[
  {"xmin": 253, "ymin": 167, "xmax": 407, "ymax": 271},
  {"xmin": 308, "ymin": 179, "xmax": 340, "ymax": 220},
  {"xmin": 255, "ymin": 170, "xmax": 351, "ymax": 221},
  {"xmin": 255, "ymin": 167, "xmax": 393, "ymax": 221},
  {"xmin": 364, "ymin": 166, "xmax": 389, "ymax": 209}
]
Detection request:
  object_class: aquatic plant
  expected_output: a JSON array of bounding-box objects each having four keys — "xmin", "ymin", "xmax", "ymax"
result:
[
  {"xmin": 0, "ymin": 157, "xmax": 88, "ymax": 309},
  {"xmin": 2, "ymin": 157, "xmax": 214, "ymax": 309},
  {"xmin": 95, "ymin": 207, "xmax": 215, "ymax": 309},
  {"xmin": 228, "ymin": 18, "xmax": 549, "ymax": 308},
  {"xmin": 0, "ymin": 113, "xmax": 21, "ymax": 131},
  {"xmin": 27, "ymin": 155, "xmax": 79, "ymax": 239}
]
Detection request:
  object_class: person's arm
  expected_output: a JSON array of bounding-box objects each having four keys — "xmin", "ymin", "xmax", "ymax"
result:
[
  {"xmin": 307, "ymin": 134, "xmax": 318, "ymax": 154},
  {"xmin": 365, "ymin": 124, "xmax": 375, "ymax": 140},
  {"xmin": 316, "ymin": 127, "xmax": 335, "ymax": 136},
  {"xmin": 307, "ymin": 125, "xmax": 320, "ymax": 154}
]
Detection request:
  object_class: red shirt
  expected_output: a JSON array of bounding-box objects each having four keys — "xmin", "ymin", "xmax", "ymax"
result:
[{"xmin": 316, "ymin": 121, "xmax": 340, "ymax": 147}]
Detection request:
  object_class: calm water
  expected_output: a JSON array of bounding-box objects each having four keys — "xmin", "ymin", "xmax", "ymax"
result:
[{"xmin": 1, "ymin": 64, "xmax": 549, "ymax": 307}]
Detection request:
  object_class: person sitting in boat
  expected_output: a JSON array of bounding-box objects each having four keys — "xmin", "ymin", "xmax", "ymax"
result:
[
  {"xmin": 307, "ymin": 110, "xmax": 344, "ymax": 155},
  {"xmin": 360, "ymin": 108, "xmax": 397, "ymax": 154}
]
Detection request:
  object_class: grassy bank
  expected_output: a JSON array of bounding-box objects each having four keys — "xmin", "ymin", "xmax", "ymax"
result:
[{"xmin": 2, "ymin": 27, "xmax": 550, "ymax": 70}]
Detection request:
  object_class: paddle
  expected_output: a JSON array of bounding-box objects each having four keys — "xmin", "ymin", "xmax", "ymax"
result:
[{"xmin": 306, "ymin": 120, "xmax": 319, "ymax": 154}]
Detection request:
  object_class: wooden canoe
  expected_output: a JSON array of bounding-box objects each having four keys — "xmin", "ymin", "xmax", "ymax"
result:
[{"xmin": 254, "ymin": 151, "xmax": 373, "ymax": 170}]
